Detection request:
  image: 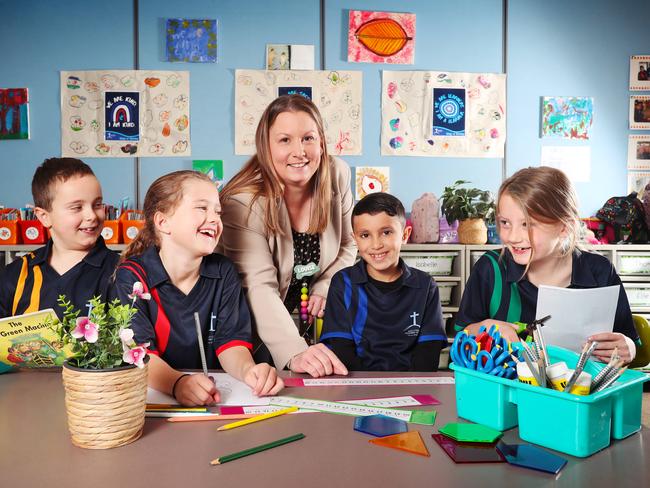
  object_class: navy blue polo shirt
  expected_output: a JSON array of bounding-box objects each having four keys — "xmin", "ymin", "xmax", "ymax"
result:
[
  {"xmin": 455, "ymin": 248, "xmax": 639, "ymax": 343},
  {"xmin": 320, "ymin": 259, "xmax": 447, "ymax": 371},
  {"xmin": 0, "ymin": 237, "xmax": 119, "ymax": 319},
  {"xmin": 113, "ymin": 246, "xmax": 252, "ymax": 370}
]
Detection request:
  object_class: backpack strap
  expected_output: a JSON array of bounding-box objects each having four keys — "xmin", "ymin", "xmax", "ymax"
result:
[
  {"xmin": 484, "ymin": 250, "xmax": 522, "ymax": 324},
  {"xmin": 120, "ymin": 260, "xmax": 171, "ymax": 355}
]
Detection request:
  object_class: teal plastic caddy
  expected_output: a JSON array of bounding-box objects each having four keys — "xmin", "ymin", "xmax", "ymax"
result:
[{"xmin": 450, "ymin": 345, "xmax": 649, "ymax": 457}]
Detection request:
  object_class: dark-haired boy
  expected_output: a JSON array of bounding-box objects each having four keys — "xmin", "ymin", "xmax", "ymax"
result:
[
  {"xmin": 320, "ymin": 192, "xmax": 447, "ymax": 371},
  {"xmin": 0, "ymin": 158, "xmax": 119, "ymax": 318}
]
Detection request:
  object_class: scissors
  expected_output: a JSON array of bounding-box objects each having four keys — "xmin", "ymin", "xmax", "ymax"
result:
[
  {"xmin": 451, "ymin": 328, "xmax": 517, "ymax": 377},
  {"xmin": 451, "ymin": 332, "xmax": 479, "ymax": 369}
]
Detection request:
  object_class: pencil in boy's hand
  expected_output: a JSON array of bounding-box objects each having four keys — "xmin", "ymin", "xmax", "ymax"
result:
[
  {"xmin": 194, "ymin": 312, "xmax": 210, "ymax": 379},
  {"xmin": 210, "ymin": 433, "xmax": 305, "ymax": 465},
  {"xmin": 217, "ymin": 406, "xmax": 298, "ymax": 431}
]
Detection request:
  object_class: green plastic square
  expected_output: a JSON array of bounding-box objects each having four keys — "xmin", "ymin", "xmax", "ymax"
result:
[
  {"xmin": 438, "ymin": 422, "xmax": 502, "ymax": 443},
  {"xmin": 409, "ymin": 410, "xmax": 437, "ymax": 425}
]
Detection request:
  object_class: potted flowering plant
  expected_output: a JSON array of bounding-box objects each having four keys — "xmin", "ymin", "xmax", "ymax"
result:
[
  {"xmin": 52, "ymin": 283, "xmax": 151, "ymax": 449},
  {"xmin": 441, "ymin": 180, "xmax": 495, "ymax": 244}
]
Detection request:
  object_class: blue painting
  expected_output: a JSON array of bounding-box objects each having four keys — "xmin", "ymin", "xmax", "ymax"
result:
[
  {"xmin": 278, "ymin": 86, "xmax": 313, "ymax": 100},
  {"xmin": 433, "ymin": 88, "xmax": 466, "ymax": 136},
  {"xmin": 542, "ymin": 96, "xmax": 593, "ymax": 139},
  {"xmin": 166, "ymin": 19, "xmax": 217, "ymax": 63},
  {"xmin": 105, "ymin": 92, "xmax": 140, "ymax": 141}
]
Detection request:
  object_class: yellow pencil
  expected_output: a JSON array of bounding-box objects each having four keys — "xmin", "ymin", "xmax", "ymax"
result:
[{"xmin": 216, "ymin": 406, "xmax": 298, "ymax": 431}]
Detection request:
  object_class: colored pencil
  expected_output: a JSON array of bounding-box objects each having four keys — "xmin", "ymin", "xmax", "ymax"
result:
[
  {"xmin": 146, "ymin": 406, "xmax": 208, "ymax": 412},
  {"xmin": 167, "ymin": 414, "xmax": 258, "ymax": 423},
  {"xmin": 217, "ymin": 406, "xmax": 298, "ymax": 431},
  {"xmin": 210, "ymin": 433, "xmax": 305, "ymax": 465}
]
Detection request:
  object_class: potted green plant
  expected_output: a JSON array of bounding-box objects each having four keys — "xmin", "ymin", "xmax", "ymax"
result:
[
  {"xmin": 51, "ymin": 284, "xmax": 150, "ymax": 449},
  {"xmin": 441, "ymin": 180, "xmax": 495, "ymax": 244}
]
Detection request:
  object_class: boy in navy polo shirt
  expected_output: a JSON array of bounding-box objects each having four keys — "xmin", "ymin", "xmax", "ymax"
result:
[
  {"xmin": 0, "ymin": 158, "xmax": 118, "ymax": 319},
  {"xmin": 114, "ymin": 170, "xmax": 283, "ymax": 406},
  {"xmin": 320, "ymin": 193, "xmax": 447, "ymax": 371}
]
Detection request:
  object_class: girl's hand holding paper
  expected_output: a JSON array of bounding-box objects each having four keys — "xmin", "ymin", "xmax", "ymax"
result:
[
  {"xmin": 243, "ymin": 363, "xmax": 284, "ymax": 396},
  {"xmin": 588, "ymin": 332, "xmax": 636, "ymax": 363}
]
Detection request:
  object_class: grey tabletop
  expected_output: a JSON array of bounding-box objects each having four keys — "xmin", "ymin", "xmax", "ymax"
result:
[{"xmin": 1, "ymin": 370, "xmax": 648, "ymax": 488}]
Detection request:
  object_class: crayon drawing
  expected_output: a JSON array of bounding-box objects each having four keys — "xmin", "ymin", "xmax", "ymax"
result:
[
  {"xmin": 541, "ymin": 96, "xmax": 593, "ymax": 140},
  {"xmin": 355, "ymin": 167, "xmax": 390, "ymax": 200},
  {"xmin": 266, "ymin": 44, "xmax": 290, "ymax": 70},
  {"xmin": 0, "ymin": 88, "xmax": 29, "ymax": 140},
  {"xmin": 166, "ymin": 19, "xmax": 217, "ymax": 63},
  {"xmin": 348, "ymin": 10, "xmax": 415, "ymax": 64}
]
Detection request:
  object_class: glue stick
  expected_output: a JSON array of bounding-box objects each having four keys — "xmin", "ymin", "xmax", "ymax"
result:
[
  {"xmin": 546, "ymin": 362, "xmax": 569, "ymax": 391},
  {"xmin": 565, "ymin": 370, "xmax": 592, "ymax": 396},
  {"xmin": 516, "ymin": 361, "xmax": 539, "ymax": 386}
]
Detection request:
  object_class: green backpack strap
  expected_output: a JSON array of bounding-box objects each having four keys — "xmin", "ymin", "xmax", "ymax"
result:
[{"xmin": 484, "ymin": 250, "xmax": 522, "ymax": 324}]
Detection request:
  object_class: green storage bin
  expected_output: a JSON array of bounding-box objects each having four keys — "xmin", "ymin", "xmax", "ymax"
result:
[{"xmin": 450, "ymin": 345, "xmax": 648, "ymax": 457}]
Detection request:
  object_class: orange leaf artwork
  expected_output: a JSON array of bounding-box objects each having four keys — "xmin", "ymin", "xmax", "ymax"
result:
[{"xmin": 348, "ymin": 10, "xmax": 415, "ymax": 64}]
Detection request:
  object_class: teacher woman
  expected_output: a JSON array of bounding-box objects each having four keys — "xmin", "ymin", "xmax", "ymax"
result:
[{"xmin": 219, "ymin": 95, "xmax": 356, "ymax": 377}]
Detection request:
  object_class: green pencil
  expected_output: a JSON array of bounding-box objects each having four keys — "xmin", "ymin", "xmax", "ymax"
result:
[{"xmin": 210, "ymin": 433, "xmax": 305, "ymax": 465}]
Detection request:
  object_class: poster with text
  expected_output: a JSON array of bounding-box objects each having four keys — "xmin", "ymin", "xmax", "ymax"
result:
[
  {"xmin": 61, "ymin": 70, "xmax": 190, "ymax": 158},
  {"xmin": 381, "ymin": 71, "xmax": 506, "ymax": 158},
  {"xmin": 235, "ymin": 69, "xmax": 362, "ymax": 155}
]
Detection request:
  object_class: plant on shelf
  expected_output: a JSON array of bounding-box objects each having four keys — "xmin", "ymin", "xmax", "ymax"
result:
[
  {"xmin": 50, "ymin": 284, "xmax": 151, "ymax": 449},
  {"xmin": 441, "ymin": 180, "xmax": 495, "ymax": 244}
]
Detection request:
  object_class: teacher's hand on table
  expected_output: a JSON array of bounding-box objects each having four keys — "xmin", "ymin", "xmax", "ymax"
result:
[{"xmin": 289, "ymin": 343, "xmax": 348, "ymax": 377}]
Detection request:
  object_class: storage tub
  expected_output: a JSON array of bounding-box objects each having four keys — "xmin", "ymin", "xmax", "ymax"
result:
[
  {"xmin": 437, "ymin": 283, "xmax": 456, "ymax": 306},
  {"xmin": 401, "ymin": 252, "xmax": 457, "ymax": 276},
  {"xmin": 617, "ymin": 253, "xmax": 650, "ymax": 275},
  {"xmin": 623, "ymin": 283, "xmax": 650, "ymax": 307},
  {"xmin": 450, "ymin": 345, "xmax": 648, "ymax": 457}
]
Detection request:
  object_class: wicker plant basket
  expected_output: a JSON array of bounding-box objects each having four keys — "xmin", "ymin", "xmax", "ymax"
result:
[
  {"xmin": 458, "ymin": 218, "xmax": 488, "ymax": 244},
  {"xmin": 62, "ymin": 359, "xmax": 148, "ymax": 449}
]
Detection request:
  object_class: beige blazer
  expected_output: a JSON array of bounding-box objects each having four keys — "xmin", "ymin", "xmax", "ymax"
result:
[{"xmin": 218, "ymin": 156, "xmax": 357, "ymax": 368}]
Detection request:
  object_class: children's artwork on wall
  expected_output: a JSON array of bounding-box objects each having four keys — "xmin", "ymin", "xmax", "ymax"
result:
[
  {"xmin": 166, "ymin": 19, "xmax": 217, "ymax": 63},
  {"xmin": 627, "ymin": 171, "xmax": 650, "ymax": 195},
  {"xmin": 235, "ymin": 69, "xmax": 362, "ymax": 155},
  {"xmin": 60, "ymin": 70, "xmax": 190, "ymax": 158},
  {"xmin": 628, "ymin": 135, "xmax": 650, "ymax": 170},
  {"xmin": 630, "ymin": 95, "xmax": 650, "ymax": 130},
  {"xmin": 354, "ymin": 167, "xmax": 390, "ymax": 200},
  {"xmin": 193, "ymin": 160, "xmax": 224, "ymax": 189},
  {"xmin": 0, "ymin": 88, "xmax": 29, "ymax": 140},
  {"xmin": 348, "ymin": 10, "xmax": 415, "ymax": 64},
  {"xmin": 541, "ymin": 97, "xmax": 593, "ymax": 140},
  {"xmin": 433, "ymin": 88, "xmax": 466, "ymax": 136},
  {"xmin": 266, "ymin": 44, "xmax": 315, "ymax": 70},
  {"xmin": 629, "ymin": 55, "xmax": 650, "ymax": 91},
  {"xmin": 381, "ymin": 71, "xmax": 506, "ymax": 158}
]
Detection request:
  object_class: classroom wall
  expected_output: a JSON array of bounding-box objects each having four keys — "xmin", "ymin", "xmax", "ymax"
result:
[{"xmin": 1, "ymin": 0, "xmax": 649, "ymax": 216}]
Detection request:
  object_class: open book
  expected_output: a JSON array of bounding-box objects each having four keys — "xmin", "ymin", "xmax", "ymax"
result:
[{"xmin": 0, "ymin": 309, "xmax": 70, "ymax": 372}]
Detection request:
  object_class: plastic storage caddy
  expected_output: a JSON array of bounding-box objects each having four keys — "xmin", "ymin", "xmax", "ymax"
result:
[
  {"xmin": 401, "ymin": 251, "xmax": 458, "ymax": 276},
  {"xmin": 450, "ymin": 345, "xmax": 648, "ymax": 457}
]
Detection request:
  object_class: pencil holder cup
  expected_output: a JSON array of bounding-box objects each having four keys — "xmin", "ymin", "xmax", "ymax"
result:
[
  {"xmin": 61, "ymin": 359, "xmax": 148, "ymax": 449},
  {"xmin": 0, "ymin": 209, "xmax": 21, "ymax": 245},
  {"xmin": 19, "ymin": 219, "xmax": 47, "ymax": 245},
  {"xmin": 120, "ymin": 211, "xmax": 145, "ymax": 244},
  {"xmin": 101, "ymin": 220, "xmax": 121, "ymax": 244}
]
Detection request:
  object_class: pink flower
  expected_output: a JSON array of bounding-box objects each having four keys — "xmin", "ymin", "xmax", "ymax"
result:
[
  {"xmin": 128, "ymin": 281, "xmax": 151, "ymax": 301},
  {"xmin": 119, "ymin": 328, "xmax": 136, "ymax": 351},
  {"xmin": 71, "ymin": 317, "xmax": 99, "ymax": 343},
  {"xmin": 123, "ymin": 346, "xmax": 148, "ymax": 368}
]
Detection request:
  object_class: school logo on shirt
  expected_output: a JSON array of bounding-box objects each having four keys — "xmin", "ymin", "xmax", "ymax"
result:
[{"xmin": 403, "ymin": 312, "xmax": 421, "ymax": 337}]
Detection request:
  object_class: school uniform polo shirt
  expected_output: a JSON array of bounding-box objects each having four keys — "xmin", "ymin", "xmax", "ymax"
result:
[
  {"xmin": 0, "ymin": 237, "xmax": 119, "ymax": 319},
  {"xmin": 114, "ymin": 246, "xmax": 253, "ymax": 370},
  {"xmin": 320, "ymin": 259, "xmax": 447, "ymax": 371},
  {"xmin": 455, "ymin": 249, "xmax": 640, "ymax": 343}
]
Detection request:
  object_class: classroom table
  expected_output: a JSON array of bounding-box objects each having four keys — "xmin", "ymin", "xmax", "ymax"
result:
[{"xmin": 1, "ymin": 370, "xmax": 648, "ymax": 487}]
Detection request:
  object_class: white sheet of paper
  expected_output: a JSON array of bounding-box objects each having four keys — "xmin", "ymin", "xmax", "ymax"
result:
[
  {"xmin": 146, "ymin": 372, "xmax": 271, "ymax": 406},
  {"xmin": 540, "ymin": 146, "xmax": 591, "ymax": 182},
  {"xmin": 536, "ymin": 285, "xmax": 619, "ymax": 353},
  {"xmin": 290, "ymin": 44, "xmax": 315, "ymax": 70}
]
